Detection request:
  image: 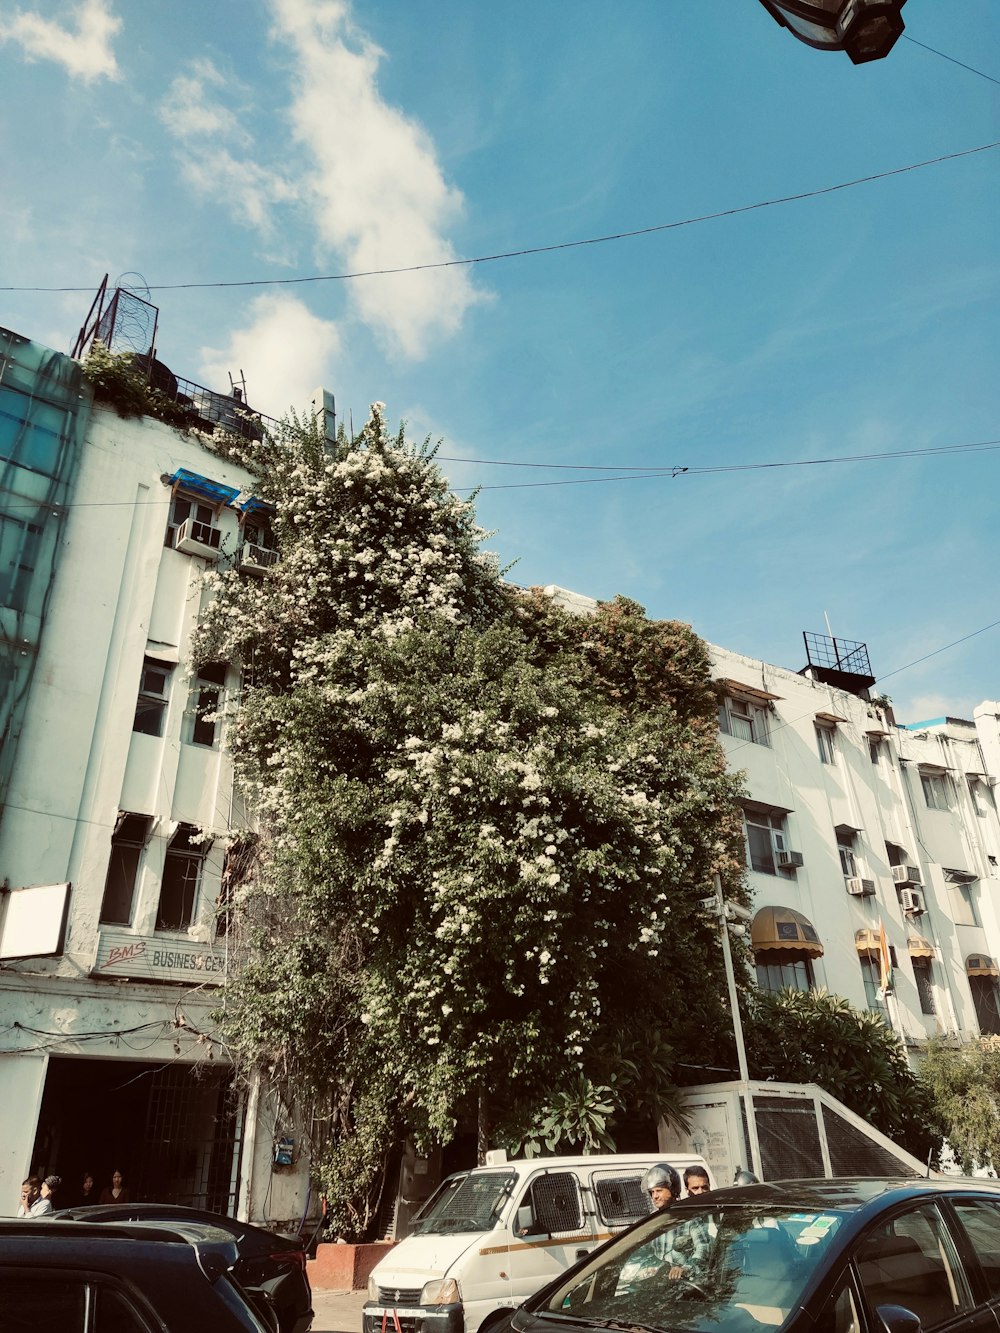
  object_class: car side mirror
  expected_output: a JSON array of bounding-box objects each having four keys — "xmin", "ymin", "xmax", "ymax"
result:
[
  {"xmin": 876, "ymin": 1304, "xmax": 922, "ymax": 1333},
  {"xmin": 516, "ymin": 1206, "xmax": 536, "ymax": 1235}
]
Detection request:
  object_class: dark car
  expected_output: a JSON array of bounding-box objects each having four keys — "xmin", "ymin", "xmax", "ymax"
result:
[
  {"xmin": 53, "ymin": 1202, "xmax": 313, "ymax": 1333},
  {"xmin": 0, "ymin": 1217, "xmax": 270, "ymax": 1331},
  {"xmin": 510, "ymin": 1178, "xmax": 1000, "ymax": 1333}
]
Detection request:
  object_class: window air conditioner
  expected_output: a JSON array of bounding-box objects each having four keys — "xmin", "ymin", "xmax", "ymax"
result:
[
  {"xmin": 891, "ymin": 865, "xmax": 922, "ymax": 886},
  {"xmin": 175, "ymin": 517, "xmax": 221, "ymax": 557},
  {"xmin": 240, "ymin": 541, "xmax": 279, "ymax": 574},
  {"xmin": 900, "ymin": 888, "xmax": 924, "ymax": 915},
  {"xmin": 778, "ymin": 850, "xmax": 804, "ymax": 870},
  {"xmin": 846, "ymin": 877, "xmax": 876, "ymax": 897}
]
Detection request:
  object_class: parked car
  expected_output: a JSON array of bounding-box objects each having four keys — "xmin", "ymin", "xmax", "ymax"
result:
[
  {"xmin": 0, "ymin": 1217, "xmax": 270, "ymax": 1331},
  {"xmin": 52, "ymin": 1202, "xmax": 313, "ymax": 1333},
  {"xmin": 509, "ymin": 1177, "xmax": 1000, "ymax": 1333}
]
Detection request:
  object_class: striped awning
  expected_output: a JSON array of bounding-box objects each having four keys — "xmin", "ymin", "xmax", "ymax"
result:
[
  {"xmin": 855, "ymin": 928, "xmax": 879, "ymax": 955},
  {"xmin": 907, "ymin": 936, "xmax": 935, "ymax": 960},
  {"xmin": 751, "ymin": 906, "xmax": 823, "ymax": 960},
  {"xmin": 967, "ymin": 955, "xmax": 1000, "ymax": 978}
]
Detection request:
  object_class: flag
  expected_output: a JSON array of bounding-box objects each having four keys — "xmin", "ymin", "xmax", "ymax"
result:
[{"xmin": 878, "ymin": 919, "xmax": 893, "ymax": 993}]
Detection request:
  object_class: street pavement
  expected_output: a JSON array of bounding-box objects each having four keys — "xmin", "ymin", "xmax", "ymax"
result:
[{"xmin": 311, "ymin": 1287, "xmax": 366, "ymax": 1333}]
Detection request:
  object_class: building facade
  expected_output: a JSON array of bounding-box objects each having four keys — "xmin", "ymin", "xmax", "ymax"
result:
[
  {"xmin": 714, "ymin": 640, "xmax": 1000, "ymax": 1049},
  {"xmin": 0, "ymin": 324, "xmax": 308, "ymax": 1225}
]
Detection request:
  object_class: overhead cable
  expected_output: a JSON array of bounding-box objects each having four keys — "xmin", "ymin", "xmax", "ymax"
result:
[{"xmin": 1, "ymin": 141, "xmax": 997, "ymax": 295}]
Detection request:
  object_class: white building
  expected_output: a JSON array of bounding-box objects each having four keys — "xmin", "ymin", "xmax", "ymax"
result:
[
  {"xmin": 0, "ymin": 318, "xmax": 309, "ymax": 1226},
  {"xmin": 714, "ymin": 638, "xmax": 1000, "ymax": 1048}
]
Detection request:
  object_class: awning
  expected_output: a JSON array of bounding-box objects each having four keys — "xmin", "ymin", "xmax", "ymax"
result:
[
  {"xmin": 816, "ymin": 711, "xmax": 847, "ymax": 725},
  {"xmin": 907, "ymin": 936, "xmax": 935, "ymax": 960},
  {"xmin": 855, "ymin": 928, "xmax": 880, "ymax": 955},
  {"xmin": 751, "ymin": 906, "xmax": 823, "ymax": 960},
  {"xmin": 967, "ymin": 955, "xmax": 1000, "ymax": 978},
  {"xmin": 717, "ymin": 678, "xmax": 782, "ymax": 705}
]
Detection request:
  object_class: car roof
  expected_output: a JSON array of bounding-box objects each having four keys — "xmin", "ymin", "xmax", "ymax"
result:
[
  {"xmin": 51, "ymin": 1202, "xmax": 302, "ymax": 1248},
  {"xmin": 671, "ymin": 1176, "xmax": 1000, "ymax": 1213}
]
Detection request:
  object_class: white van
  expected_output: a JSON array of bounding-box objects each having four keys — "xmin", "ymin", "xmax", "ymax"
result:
[{"xmin": 362, "ymin": 1151, "xmax": 711, "ymax": 1333}]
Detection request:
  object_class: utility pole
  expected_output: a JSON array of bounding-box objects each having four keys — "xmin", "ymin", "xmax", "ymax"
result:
[{"xmin": 704, "ymin": 873, "xmax": 763, "ymax": 1179}]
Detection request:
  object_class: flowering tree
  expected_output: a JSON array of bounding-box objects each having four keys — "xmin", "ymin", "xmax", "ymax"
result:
[{"xmin": 195, "ymin": 406, "xmax": 747, "ymax": 1238}]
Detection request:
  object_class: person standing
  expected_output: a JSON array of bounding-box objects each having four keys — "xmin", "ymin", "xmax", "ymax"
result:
[
  {"xmin": 99, "ymin": 1169, "xmax": 130, "ymax": 1204},
  {"xmin": 77, "ymin": 1171, "xmax": 97, "ymax": 1207},
  {"xmin": 16, "ymin": 1178, "xmax": 40, "ymax": 1216},
  {"xmin": 684, "ymin": 1166, "xmax": 712, "ymax": 1198},
  {"xmin": 30, "ymin": 1175, "xmax": 61, "ymax": 1216}
]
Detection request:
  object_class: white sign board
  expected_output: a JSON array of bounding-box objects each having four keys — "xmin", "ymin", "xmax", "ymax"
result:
[
  {"xmin": 0, "ymin": 882, "xmax": 70, "ymax": 959},
  {"xmin": 93, "ymin": 928, "xmax": 226, "ymax": 985}
]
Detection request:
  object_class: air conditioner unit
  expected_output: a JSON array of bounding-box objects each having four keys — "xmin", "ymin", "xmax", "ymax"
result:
[
  {"xmin": 778, "ymin": 850, "xmax": 804, "ymax": 870},
  {"xmin": 900, "ymin": 888, "xmax": 924, "ymax": 915},
  {"xmin": 174, "ymin": 517, "xmax": 221, "ymax": 558},
  {"xmin": 891, "ymin": 865, "xmax": 922, "ymax": 887},
  {"xmin": 240, "ymin": 541, "xmax": 278, "ymax": 574},
  {"xmin": 846, "ymin": 877, "xmax": 876, "ymax": 897}
]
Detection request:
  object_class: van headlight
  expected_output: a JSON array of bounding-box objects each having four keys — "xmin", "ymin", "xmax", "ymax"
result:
[
  {"xmin": 368, "ymin": 1275, "xmax": 379, "ymax": 1301},
  {"xmin": 420, "ymin": 1279, "xmax": 461, "ymax": 1306}
]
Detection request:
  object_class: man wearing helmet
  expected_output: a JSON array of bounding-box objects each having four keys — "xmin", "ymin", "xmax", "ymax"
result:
[{"xmin": 643, "ymin": 1163, "xmax": 710, "ymax": 1281}]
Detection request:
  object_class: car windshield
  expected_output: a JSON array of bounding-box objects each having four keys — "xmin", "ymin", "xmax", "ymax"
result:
[
  {"xmin": 538, "ymin": 1204, "xmax": 847, "ymax": 1333},
  {"xmin": 411, "ymin": 1171, "xmax": 516, "ymax": 1236}
]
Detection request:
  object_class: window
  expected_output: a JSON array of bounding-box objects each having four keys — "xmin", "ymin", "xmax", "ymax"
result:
[
  {"xmin": 745, "ymin": 807, "xmax": 788, "ymax": 875},
  {"xmin": 755, "ymin": 957, "xmax": 813, "ymax": 994},
  {"xmin": 719, "ymin": 696, "xmax": 770, "ymax": 746},
  {"xmin": 243, "ymin": 518, "xmax": 274, "ymax": 549},
  {"xmin": 856, "ymin": 1203, "xmax": 971, "ymax": 1329},
  {"xmin": 515, "ymin": 1173, "xmax": 584, "ymax": 1235},
  {"xmin": 859, "ymin": 955, "xmax": 886, "ymax": 1015},
  {"xmin": 837, "ymin": 831, "xmax": 859, "ymax": 879},
  {"xmin": 951, "ymin": 1199, "xmax": 1000, "ymax": 1298},
  {"xmin": 921, "ymin": 772, "xmax": 952, "ymax": 811},
  {"xmin": 156, "ymin": 823, "xmax": 209, "ymax": 931},
  {"xmin": 187, "ymin": 662, "xmax": 227, "ymax": 747},
  {"xmin": 816, "ymin": 725, "xmax": 836, "ymax": 765},
  {"xmin": 912, "ymin": 957, "xmax": 936, "ymax": 1016},
  {"xmin": 133, "ymin": 657, "xmax": 172, "ymax": 737},
  {"xmin": 99, "ymin": 813, "xmax": 154, "ymax": 925},
  {"xmin": 216, "ymin": 837, "xmax": 254, "ymax": 939},
  {"xmin": 868, "ymin": 737, "xmax": 883, "ymax": 765},
  {"xmin": 948, "ymin": 883, "xmax": 979, "ymax": 927},
  {"xmin": 970, "ymin": 976, "xmax": 1000, "ymax": 1036},
  {"xmin": 166, "ymin": 493, "xmax": 215, "ymax": 548},
  {"xmin": 969, "ymin": 776, "xmax": 996, "ymax": 818}
]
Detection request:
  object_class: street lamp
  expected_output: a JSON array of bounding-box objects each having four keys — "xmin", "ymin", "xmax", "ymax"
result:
[{"xmin": 758, "ymin": 0, "xmax": 907, "ymax": 64}]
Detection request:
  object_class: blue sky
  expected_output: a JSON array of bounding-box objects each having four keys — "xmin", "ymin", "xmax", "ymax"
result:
[{"xmin": 2, "ymin": 0, "xmax": 998, "ymax": 721}]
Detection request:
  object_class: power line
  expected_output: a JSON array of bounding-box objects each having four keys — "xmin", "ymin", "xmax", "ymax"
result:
[
  {"xmin": 448, "ymin": 436, "xmax": 1000, "ymax": 492},
  {"xmin": 902, "ymin": 35, "xmax": 1000, "ymax": 88},
  {"xmin": 879, "ymin": 619, "xmax": 1000, "ymax": 684},
  {"xmin": 2, "ymin": 141, "xmax": 997, "ymax": 295}
]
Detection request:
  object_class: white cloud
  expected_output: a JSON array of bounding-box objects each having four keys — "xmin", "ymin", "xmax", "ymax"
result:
[
  {"xmin": 159, "ymin": 59, "xmax": 298, "ymax": 240},
  {"xmin": 270, "ymin": 0, "xmax": 487, "ymax": 359},
  {"xmin": 198, "ymin": 292, "xmax": 341, "ymax": 420},
  {"xmin": 0, "ymin": 0, "xmax": 121, "ymax": 82}
]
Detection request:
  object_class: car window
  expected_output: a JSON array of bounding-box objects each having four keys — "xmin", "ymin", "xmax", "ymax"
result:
[
  {"xmin": 95, "ymin": 1286, "xmax": 155, "ymax": 1332},
  {"xmin": 812, "ymin": 1275, "xmax": 862, "ymax": 1333},
  {"xmin": 951, "ymin": 1198, "xmax": 1000, "ymax": 1299},
  {"xmin": 0, "ymin": 1274, "xmax": 87, "ymax": 1330},
  {"xmin": 516, "ymin": 1173, "xmax": 585, "ymax": 1236},
  {"xmin": 855, "ymin": 1203, "xmax": 973, "ymax": 1329}
]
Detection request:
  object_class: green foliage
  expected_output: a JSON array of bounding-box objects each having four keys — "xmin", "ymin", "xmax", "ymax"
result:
[
  {"xmin": 198, "ymin": 404, "xmax": 748, "ymax": 1236},
  {"xmin": 919, "ymin": 1037, "xmax": 1000, "ymax": 1173},
  {"xmin": 746, "ymin": 987, "xmax": 940, "ymax": 1163},
  {"xmin": 81, "ymin": 343, "xmax": 198, "ymax": 428}
]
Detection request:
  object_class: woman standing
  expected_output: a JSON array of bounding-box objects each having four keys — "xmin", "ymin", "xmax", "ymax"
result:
[{"xmin": 99, "ymin": 1169, "xmax": 130, "ymax": 1204}]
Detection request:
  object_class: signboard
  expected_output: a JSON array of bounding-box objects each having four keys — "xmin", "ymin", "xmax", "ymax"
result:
[
  {"xmin": 0, "ymin": 882, "xmax": 70, "ymax": 960},
  {"xmin": 93, "ymin": 928, "xmax": 226, "ymax": 985}
]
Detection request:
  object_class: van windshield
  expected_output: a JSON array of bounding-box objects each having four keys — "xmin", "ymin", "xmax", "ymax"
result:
[{"xmin": 411, "ymin": 1171, "xmax": 516, "ymax": 1236}]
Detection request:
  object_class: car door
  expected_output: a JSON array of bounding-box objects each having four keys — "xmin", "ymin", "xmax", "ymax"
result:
[
  {"xmin": 852, "ymin": 1201, "xmax": 997, "ymax": 1333},
  {"xmin": 506, "ymin": 1171, "xmax": 594, "ymax": 1303}
]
